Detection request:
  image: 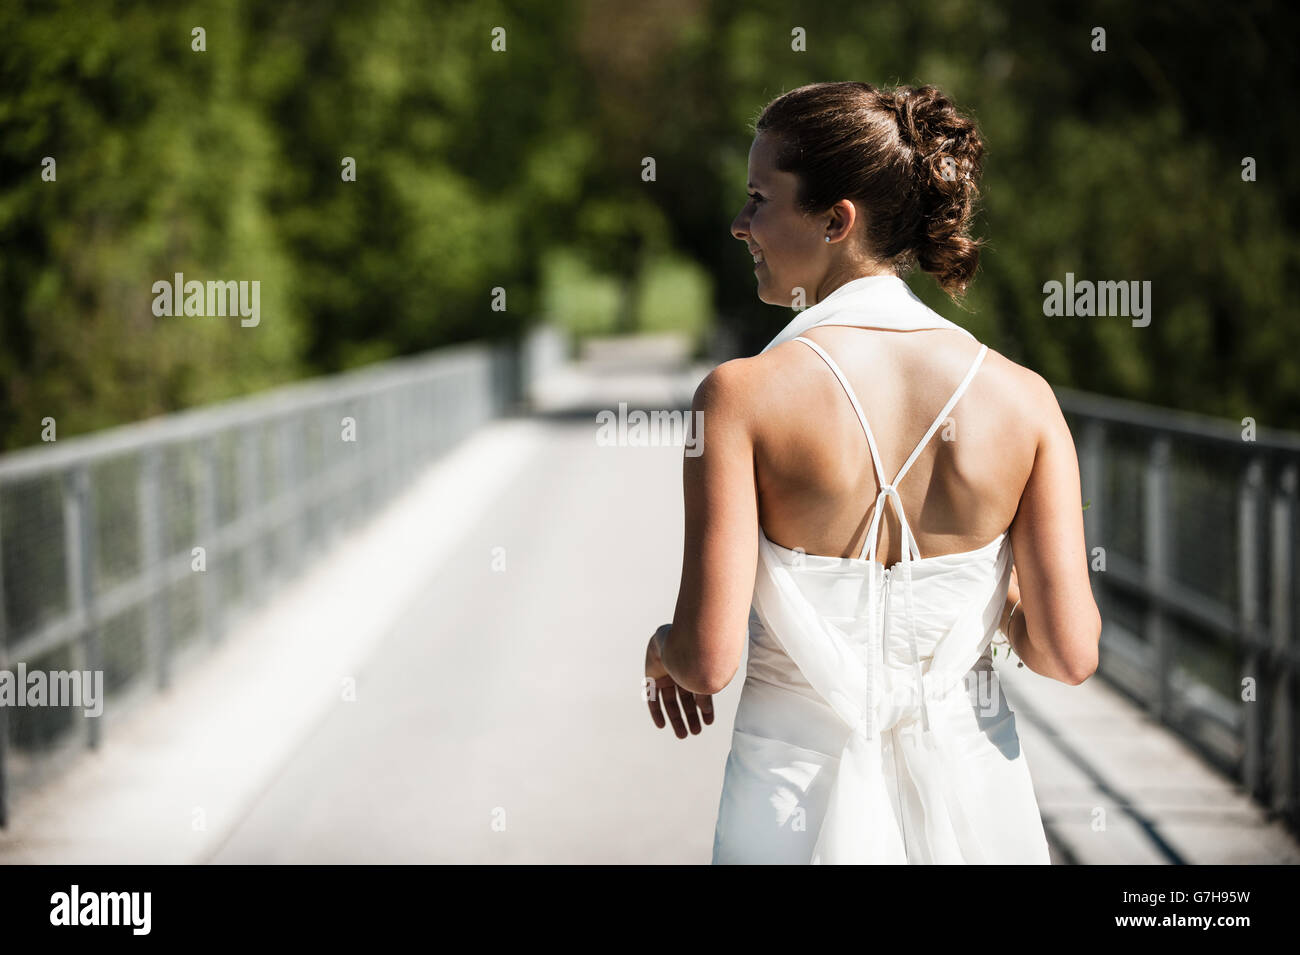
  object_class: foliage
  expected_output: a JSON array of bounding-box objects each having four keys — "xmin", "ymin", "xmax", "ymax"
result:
[{"xmin": 1, "ymin": 0, "xmax": 1296, "ymax": 452}]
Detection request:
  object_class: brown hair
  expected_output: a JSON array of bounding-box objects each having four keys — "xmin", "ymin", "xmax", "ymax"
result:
[{"xmin": 754, "ymin": 81, "xmax": 986, "ymax": 300}]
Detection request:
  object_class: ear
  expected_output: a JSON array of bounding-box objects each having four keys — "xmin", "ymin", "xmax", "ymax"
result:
[{"xmin": 826, "ymin": 198, "xmax": 858, "ymax": 242}]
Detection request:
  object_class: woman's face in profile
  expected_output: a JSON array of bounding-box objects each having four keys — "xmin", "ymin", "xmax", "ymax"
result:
[{"xmin": 731, "ymin": 131, "xmax": 825, "ymax": 306}]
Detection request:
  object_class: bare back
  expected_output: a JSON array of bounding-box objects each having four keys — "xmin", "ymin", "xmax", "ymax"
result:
[{"xmin": 749, "ymin": 324, "xmax": 1039, "ymax": 567}]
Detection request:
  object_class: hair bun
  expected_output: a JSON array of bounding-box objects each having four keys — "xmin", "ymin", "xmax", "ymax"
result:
[{"xmin": 888, "ymin": 85, "xmax": 985, "ymax": 295}]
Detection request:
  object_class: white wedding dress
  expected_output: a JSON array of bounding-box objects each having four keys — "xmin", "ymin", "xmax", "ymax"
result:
[{"xmin": 711, "ymin": 275, "xmax": 1051, "ymax": 864}]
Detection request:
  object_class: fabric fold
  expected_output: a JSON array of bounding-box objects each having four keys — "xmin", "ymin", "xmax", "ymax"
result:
[{"xmin": 752, "ymin": 514, "xmax": 1015, "ymax": 864}]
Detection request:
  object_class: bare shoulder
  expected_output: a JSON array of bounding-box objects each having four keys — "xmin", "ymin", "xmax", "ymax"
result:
[
  {"xmin": 691, "ymin": 341, "xmax": 815, "ymax": 420},
  {"xmin": 689, "ymin": 354, "xmax": 762, "ymax": 426},
  {"xmin": 974, "ymin": 344, "xmax": 1063, "ymax": 441}
]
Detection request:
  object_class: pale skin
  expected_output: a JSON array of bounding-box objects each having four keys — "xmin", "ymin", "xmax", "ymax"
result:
[{"xmin": 645, "ymin": 130, "xmax": 1102, "ymax": 739}]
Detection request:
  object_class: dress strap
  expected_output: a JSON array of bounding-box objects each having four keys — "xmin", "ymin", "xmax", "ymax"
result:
[
  {"xmin": 793, "ymin": 337, "xmax": 888, "ymax": 490},
  {"xmin": 888, "ymin": 344, "xmax": 988, "ymax": 490}
]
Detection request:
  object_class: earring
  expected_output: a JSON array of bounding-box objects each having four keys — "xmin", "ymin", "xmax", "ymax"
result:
[{"xmin": 824, "ymin": 236, "xmax": 831, "ymax": 243}]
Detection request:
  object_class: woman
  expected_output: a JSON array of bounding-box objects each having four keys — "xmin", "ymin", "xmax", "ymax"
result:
[{"xmin": 643, "ymin": 82, "xmax": 1101, "ymax": 864}]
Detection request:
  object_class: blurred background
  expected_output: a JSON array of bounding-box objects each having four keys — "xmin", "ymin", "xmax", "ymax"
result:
[{"xmin": 1, "ymin": 0, "xmax": 1298, "ymax": 864}]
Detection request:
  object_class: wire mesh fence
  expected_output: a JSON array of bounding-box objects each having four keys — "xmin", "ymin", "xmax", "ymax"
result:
[{"xmin": 0, "ymin": 325, "xmax": 567, "ymax": 827}]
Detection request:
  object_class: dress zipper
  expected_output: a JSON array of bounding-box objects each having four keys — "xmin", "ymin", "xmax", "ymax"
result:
[
  {"xmin": 880, "ymin": 567, "xmax": 892, "ymax": 630},
  {"xmin": 876, "ymin": 567, "xmax": 891, "ymax": 680},
  {"xmin": 879, "ymin": 564, "xmax": 909, "ymax": 859}
]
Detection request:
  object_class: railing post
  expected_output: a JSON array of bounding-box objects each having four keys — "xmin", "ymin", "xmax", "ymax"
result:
[
  {"xmin": 63, "ymin": 466, "xmax": 102, "ymax": 750},
  {"xmin": 367, "ymin": 391, "xmax": 381, "ymax": 511},
  {"xmin": 402, "ymin": 382, "xmax": 416, "ymax": 477},
  {"xmin": 431, "ymin": 376, "xmax": 441, "ymax": 459},
  {"xmin": 278, "ymin": 415, "xmax": 302, "ymax": 576},
  {"xmin": 432, "ymin": 377, "xmax": 445, "ymax": 455},
  {"xmin": 1239, "ymin": 457, "xmax": 1265, "ymax": 801},
  {"xmin": 293, "ymin": 413, "xmax": 308, "ymax": 571},
  {"xmin": 384, "ymin": 388, "xmax": 398, "ymax": 500},
  {"xmin": 138, "ymin": 447, "xmax": 169, "ymax": 689},
  {"xmin": 1270, "ymin": 462, "xmax": 1296, "ymax": 819},
  {"xmin": 239, "ymin": 427, "xmax": 264, "ymax": 605},
  {"xmin": 196, "ymin": 437, "xmax": 222, "ymax": 643},
  {"xmin": 1144, "ymin": 436, "xmax": 1172, "ymax": 721},
  {"xmin": 0, "ymin": 496, "xmax": 10, "ymax": 828},
  {"xmin": 336, "ymin": 401, "xmax": 352, "ymax": 540},
  {"xmin": 320, "ymin": 408, "xmax": 334, "ymax": 544},
  {"xmin": 389, "ymin": 387, "xmax": 402, "ymax": 492}
]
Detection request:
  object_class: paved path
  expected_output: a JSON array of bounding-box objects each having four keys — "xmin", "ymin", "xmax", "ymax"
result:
[{"xmin": 207, "ymin": 337, "xmax": 725, "ymax": 862}]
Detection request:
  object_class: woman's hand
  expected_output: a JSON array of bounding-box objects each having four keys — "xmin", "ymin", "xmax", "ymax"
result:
[{"xmin": 645, "ymin": 624, "xmax": 714, "ymax": 739}]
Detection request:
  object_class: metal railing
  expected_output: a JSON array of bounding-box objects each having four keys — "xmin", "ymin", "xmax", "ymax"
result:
[
  {"xmin": 0, "ymin": 325, "xmax": 568, "ymax": 827},
  {"xmin": 1060, "ymin": 386, "xmax": 1300, "ymax": 832}
]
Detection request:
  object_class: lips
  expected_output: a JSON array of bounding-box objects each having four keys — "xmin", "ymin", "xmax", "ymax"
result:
[{"xmin": 750, "ymin": 247, "xmax": 764, "ymax": 267}]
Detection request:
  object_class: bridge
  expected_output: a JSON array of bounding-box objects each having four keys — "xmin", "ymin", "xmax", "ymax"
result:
[{"xmin": 1, "ymin": 327, "xmax": 1297, "ymax": 864}]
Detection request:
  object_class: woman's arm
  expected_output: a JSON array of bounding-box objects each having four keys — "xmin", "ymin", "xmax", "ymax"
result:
[
  {"xmin": 1003, "ymin": 373, "xmax": 1102, "ymax": 684},
  {"xmin": 659, "ymin": 359, "xmax": 759, "ymax": 696}
]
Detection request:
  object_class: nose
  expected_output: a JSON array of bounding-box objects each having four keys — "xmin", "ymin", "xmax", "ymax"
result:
[{"xmin": 730, "ymin": 204, "xmax": 750, "ymax": 242}]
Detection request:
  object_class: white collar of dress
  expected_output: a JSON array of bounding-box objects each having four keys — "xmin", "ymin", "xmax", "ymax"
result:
[{"xmin": 760, "ymin": 274, "xmax": 975, "ymax": 354}]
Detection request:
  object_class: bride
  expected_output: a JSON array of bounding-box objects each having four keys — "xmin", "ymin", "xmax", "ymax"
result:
[{"xmin": 643, "ymin": 82, "xmax": 1101, "ymax": 864}]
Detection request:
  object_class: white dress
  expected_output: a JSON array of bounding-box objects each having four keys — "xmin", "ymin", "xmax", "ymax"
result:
[{"xmin": 711, "ymin": 275, "xmax": 1051, "ymax": 864}]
